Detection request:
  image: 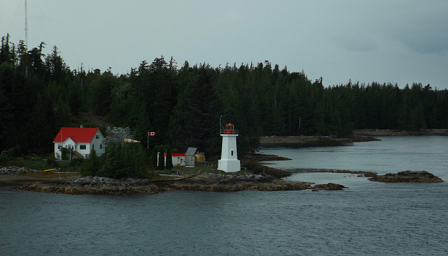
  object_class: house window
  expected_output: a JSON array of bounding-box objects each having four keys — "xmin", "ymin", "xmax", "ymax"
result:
[
  {"xmin": 96, "ymin": 135, "xmax": 99, "ymax": 139},
  {"xmin": 58, "ymin": 145, "xmax": 62, "ymax": 149},
  {"xmin": 231, "ymin": 150, "xmax": 234, "ymax": 157},
  {"xmin": 100, "ymin": 144, "xmax": 102, "ymax": 149},
  {"xmin": 92, "ymin": 144, "xmax": 95, "ymax": 149},
  {"xmin": 80, "ymin": 145, "xmax": 86, "ymax": 150}
]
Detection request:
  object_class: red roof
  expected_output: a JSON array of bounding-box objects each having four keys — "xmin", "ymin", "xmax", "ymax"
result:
[
  {"xmin": 53, "ymin": 127, "xmax": 99, "ymax": 143},
  {"xmin": 159, "ymin": 153, "xmax": 186, "ymax": 157}
]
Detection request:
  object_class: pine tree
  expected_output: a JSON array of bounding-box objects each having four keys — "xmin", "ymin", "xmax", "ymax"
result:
[
  {"xmin": 166, "ymin": 147, "xmax": 173, "ymax": 170},
  {"xmin": 157, "ymin": 146, "xmax": 165, "ymax": 170},
  {"xmin": 80, "ymin": 148, "xmax": 102, "ymax": 176},
  {"xmin": 150, "ymin": 146, "xmax": 158, "ymax": 169}
]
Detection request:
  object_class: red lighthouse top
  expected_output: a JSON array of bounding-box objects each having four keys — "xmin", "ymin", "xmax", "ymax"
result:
[
  {"xmin": 225, "ymin": 124, "xmax": 234, "ymax": 134},
  {"xmin": 221, "ymin": 123, "xmax": 238, "ymax": 135}
]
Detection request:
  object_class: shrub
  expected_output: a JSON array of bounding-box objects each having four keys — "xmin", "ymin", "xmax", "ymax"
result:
[
  {"xmin": 0, "ymin": 154, "xmax": 10, "ymax": 165},
  {"xmin": 61, "ymin": 148, "xmax": 70, "ymax": 160},
  {"xmin": 166, "ymin": 147, "xmax": 173, "ymax": 170},
  {"xmin": 70, "ymin": 158, "xmax": 84, "ymax": 167},
  {"xmin": 46, "ymin": 158, "xmax": 59, "ymax": 168},
  {"xmin": 242, "ymin": 160, "xmax": 259, "ymax": 170},
  {"xmin": 31, "ymin": 156, "xmax": 42, "ymax": 161},
  {"xmin": 157, "ymin": 147, "xmax": 165, "ymax": 170},
  {"xmin": 150, "ymin": 146, "xmax": 158, "ymax": 168},
  {"xmin": 80, "ymin": 148, "xmax": 101, "ymax": 176},
  {"xmin": 252, "ymin": 165, "xmax": 264, "ymax": 174},
  {"xmin": 242, "ymin": 160, "xmax": 265, "ymax": 175},
  {"xmin": 5, "ymin": 160, "xmax": 21, "ymax": 166},
  {"xmin": 7, "ymin": 145, "xmax": 21, "ymax": 158}
]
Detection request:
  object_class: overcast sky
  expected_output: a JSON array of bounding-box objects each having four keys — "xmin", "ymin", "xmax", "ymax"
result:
[{"xmin": 2, "ymin": 0, "xmax": 448, "ymax": 89}]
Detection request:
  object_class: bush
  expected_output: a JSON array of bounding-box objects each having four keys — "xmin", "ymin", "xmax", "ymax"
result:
[
  {"xmin": 242, "ymin": 160, "xmax": 265, "ymax": 174},
  {"xmin": 150, "ymin": 146, "xmax": 158, "ymax": 168},
  {"xmin": 0, "ymin": 154, "xmax": 10, "ymax": 165},
  {"xmin": 61, "ymin": 148, "xmax": 70, "ymax": 160},
  {"xmin": 7, "ymin": 145, "xmax": 21, "ymax": 158},
  {"xmin": 242, "ymin": 160, "xmax": 258, "ymax": 170},
  {"xmin": 31, "ymin": 156, "xmax": 42, "ymax": 161},
  {"xmin": 96, "ymin": 143, "xmax": 150, "ymax": 179},
  {"xmin": 70, "ymin": 158, "xmax": 84, "ymax": 167},
  {"xmin": 61, "ymin": 166, "xmax": 81, "ymax": 173},
  {"xmin": 166, "ymin": 147, "xmax": 173, "ymax": 170},
  {"xmin": 252, "ymin": 165, "xmax": 264, "ymax": 174},
  {"xmin": 46, "ymin": 158, "xmax": 59, "ymax": 168},
  {"xmin": 5, "ymin": 160, "xmax": 21, "ymax": 166},
  {"xmin": 80, "ymin": 148, "xmax": 101, "ymax": 176}
]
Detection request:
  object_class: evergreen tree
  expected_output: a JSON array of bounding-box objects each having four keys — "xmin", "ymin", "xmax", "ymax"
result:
[
  {"xmin": 150, "ymin": 146, "xmax": 158, "ymax": 169},
  {"xmin": 157, "ymin": 146, "xmax": 165, "ymax": 170},
  {"xmin": 166, "ymin": 147, "xmax": 173, "ymax": 170},
  {"xmin": 80, "ymin": 148, "xmax": 102, "ymax": 176}
]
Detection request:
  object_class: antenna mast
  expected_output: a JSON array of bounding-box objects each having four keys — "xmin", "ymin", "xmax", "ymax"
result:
[{"xmin": 25, "ymin": 0, "xmax": 28, "ymax": 76}]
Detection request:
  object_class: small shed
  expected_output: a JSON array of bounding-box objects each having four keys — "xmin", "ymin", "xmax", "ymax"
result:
[
  {"xmin": 172, "ymin": 153, "xmax": 186, "ymax": 166},
  {"xmin": 157, "ymin": 152, "xmax": 187, "ymax": 167},
  {"xmin": 185, "ymin": 147, "xmax": 197, "ymax": 167}
]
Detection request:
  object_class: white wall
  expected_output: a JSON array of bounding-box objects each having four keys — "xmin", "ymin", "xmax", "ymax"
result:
[{"xmin": 90, "ymin": 130, "xmax": 105, "ymax": 156}]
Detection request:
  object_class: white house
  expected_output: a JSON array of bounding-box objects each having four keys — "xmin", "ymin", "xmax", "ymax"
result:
[{"xmin": 53, "ymin": 127, "xmax": 105, "ymax": 159}]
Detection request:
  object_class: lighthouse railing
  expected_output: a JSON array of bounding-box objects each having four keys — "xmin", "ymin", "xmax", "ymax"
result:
[{"xmin": 220, "ymin": 129, "xmax": 239, "ymax": 135}]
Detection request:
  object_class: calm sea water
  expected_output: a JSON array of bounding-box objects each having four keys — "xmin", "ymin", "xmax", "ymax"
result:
[{"xmin": 1, "ymin": 136, "xmax": 448, "ymax": 255}]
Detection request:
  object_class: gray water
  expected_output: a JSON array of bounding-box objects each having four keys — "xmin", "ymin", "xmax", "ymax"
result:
[{"xmin": 1, "ymin": 136, "xmax": 448, "ymax": 255}]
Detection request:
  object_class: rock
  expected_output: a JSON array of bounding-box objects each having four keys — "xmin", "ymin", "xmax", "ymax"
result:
[
  {"xmin": 0, "ymin": 166, "xmax": 37, "ymax": 175},
  {"xmin": 312, "ymin": 183, "xmax": 346, "ymax": 191},
  {"xmin": 170, "ymin": 180, "xmax": 311, "ymax": 192},
  {"xmin": 368, "ymin": 171, "xmax": 443, "ymax": 183},
  {"xmin": 17, "ymin": 171, "xmax": 351, "ymax": 195}
]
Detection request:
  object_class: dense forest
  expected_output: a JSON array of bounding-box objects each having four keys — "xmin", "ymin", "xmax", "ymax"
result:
[{"xmin": 1, "ymin": 34, "xmax": 448, "ymax": 158}]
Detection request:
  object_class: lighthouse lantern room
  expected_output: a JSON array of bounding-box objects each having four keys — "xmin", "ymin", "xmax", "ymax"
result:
[{"xmin": 218, "ymin": 123, "xmax": 240, "ymax": 172}]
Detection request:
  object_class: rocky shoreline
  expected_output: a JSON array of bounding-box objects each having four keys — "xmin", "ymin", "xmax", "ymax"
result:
[
  {"xmin": 3, "ymin": 164, "xmax": 443, "ymax": 195},
  {"xmin": 9, "ymin": 171, "xmax": 348, "ymax": 195}
]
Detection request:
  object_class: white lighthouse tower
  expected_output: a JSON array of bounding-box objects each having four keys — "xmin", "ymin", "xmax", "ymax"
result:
[{"xmin": 218, "ymin": 123, "xmax": 240, "ymax": 172}]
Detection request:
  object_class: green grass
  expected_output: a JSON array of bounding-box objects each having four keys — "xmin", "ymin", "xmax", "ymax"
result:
[{"xmin": 3, "ymin": 157, "xmax": 79, "ymax": 172}]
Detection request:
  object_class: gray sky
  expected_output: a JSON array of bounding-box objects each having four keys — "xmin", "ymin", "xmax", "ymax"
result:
[{"xmin": 2, "ymin": 0, "xmax": 448, "ymax": 89}]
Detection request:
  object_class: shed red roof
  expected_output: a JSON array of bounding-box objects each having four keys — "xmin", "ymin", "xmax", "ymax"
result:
[
  {"xmin": 159, "ymin": 153, "xmax": 186, "ymax": 157},
  {"xmin": 53, "ymin": 127, "xmax": 99, "ymax": 143}
]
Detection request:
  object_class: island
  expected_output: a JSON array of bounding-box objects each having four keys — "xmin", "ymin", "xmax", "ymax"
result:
[{"xmin": 368, "ymin": 170, "xmax": 444, "ymax": 183}]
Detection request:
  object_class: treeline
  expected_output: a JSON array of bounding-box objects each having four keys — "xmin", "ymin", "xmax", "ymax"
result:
[{"xmin": 1, "ymin": 35, "xmax": 448, "ymax": 157}]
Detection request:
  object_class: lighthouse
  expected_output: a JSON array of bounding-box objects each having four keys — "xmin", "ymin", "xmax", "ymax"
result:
[{"xmin": 218, "ymin": 123, "xmax": 240, "ymax": 172}]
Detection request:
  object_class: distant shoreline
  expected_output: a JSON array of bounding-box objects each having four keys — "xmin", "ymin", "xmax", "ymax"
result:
[
  {"xmin": 260, "ymin": 135, "xmax": 380, "ymax": 145},
  {"xmin": 260, "ymin": 129, "xmax": 448, "ymax": 144},
  {"xmin": 353, "ymin": 129, "xmax": 448, "ymax": 136}
]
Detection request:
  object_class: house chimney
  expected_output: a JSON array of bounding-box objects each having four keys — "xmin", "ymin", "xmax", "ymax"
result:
[{"xmin": 80, "ymin": 125, "xmax": 84, "ymax": 128}]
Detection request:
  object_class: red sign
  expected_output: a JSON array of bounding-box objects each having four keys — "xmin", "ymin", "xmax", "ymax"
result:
[{"xmin": 149, "ymin": 132, "xmax": 156, "ymax": 136}]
